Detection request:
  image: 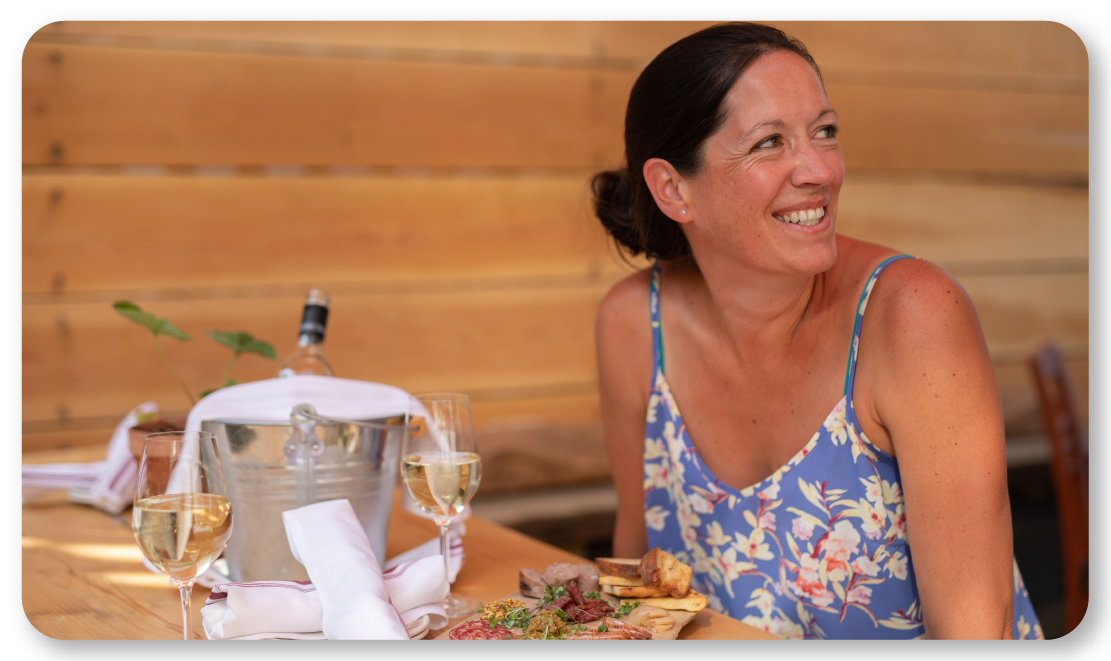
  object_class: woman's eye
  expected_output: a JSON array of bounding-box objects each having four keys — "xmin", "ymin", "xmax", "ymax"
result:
[
  {"xmin": 816, "ymin": 125, "xmax": 839, "ymax": 139},
  {"xmin": 754, "ymin": 135, "xmax": 780, "ymax": 149}
]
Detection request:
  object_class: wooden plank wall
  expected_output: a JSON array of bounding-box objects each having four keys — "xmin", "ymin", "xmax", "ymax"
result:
[{"xmin": 23, "ymin": 22, "xmax": 1088, "ymax": 493}]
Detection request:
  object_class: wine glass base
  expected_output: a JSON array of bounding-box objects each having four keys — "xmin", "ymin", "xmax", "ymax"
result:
[{"xmin": 443, "ymin": 592, "xmax": 482, "ymax": 620}]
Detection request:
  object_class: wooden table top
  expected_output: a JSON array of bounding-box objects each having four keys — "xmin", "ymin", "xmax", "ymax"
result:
[{"xmin": 23, "ymin": 444, "xmax": 778, "ymax": 641}]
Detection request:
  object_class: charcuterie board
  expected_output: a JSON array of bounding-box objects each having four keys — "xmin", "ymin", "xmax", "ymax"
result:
[{"xmin": 434, "ymin": 591, "xmax": 698, "ymax": 640}]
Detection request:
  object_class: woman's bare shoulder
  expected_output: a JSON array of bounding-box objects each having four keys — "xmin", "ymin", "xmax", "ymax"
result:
[
  {"xmin": 596, "ymin": 267, "xmax": 654, "ymax": 398},
  {"xmin": 833, "ymin": 235, "xmax": 985, "ymax": 360},
  {"xmin": 867, "ymin": 256, "xmax": 978, "ymax": 336},
  {"xmin": 597, "ymin": 267, "xmax": 653, "ymax": 335}
]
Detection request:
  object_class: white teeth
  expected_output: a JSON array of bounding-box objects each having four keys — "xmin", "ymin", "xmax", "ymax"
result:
[{"xmin": 774, "ymin": 207, "xmax": 825, "ymax": 225}]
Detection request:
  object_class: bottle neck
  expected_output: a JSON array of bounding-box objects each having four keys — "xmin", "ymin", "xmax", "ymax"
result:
[{"xmin": 297, "ymin": 333, "xmax": 325, "ymax": 350}]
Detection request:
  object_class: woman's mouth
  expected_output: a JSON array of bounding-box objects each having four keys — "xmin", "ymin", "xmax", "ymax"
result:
[{"xmin": 773, "ymin": 206, "xmax": 825, "ymax": 227}]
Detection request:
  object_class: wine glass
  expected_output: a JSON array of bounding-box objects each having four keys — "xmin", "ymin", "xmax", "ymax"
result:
[
  {"xmin": 133, "ymin": 431, "xmax": 233, "ymax": 640},
  {"xmin": 401, "ymin": 393, "xmax": 483, "ymax": 619}
]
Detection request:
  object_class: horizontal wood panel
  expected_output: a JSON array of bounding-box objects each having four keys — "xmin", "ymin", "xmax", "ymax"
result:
[
  {"xmin": 23, "ymin": 175, "xmax": 1087, "ymax": 295},
  {"xmin": 22, "ymin": 174, "xmax": 618, "ymax": 294},
  {"xmin": 24, "ymin": 44, "xmax": 1086, "ymax": 176},
  {"xmin": 24, "ymin": 273, "xmax": 1085, "ymax": 422},
  {"xmin": 35, "ymin": 21, "xmax": 1088, "ymax": 85},
  {"xmin": 22, "ymin": 43, "xmax": 631, "ymax": 168},
  {"xmin": 828, "ymin": 82, "xmax": 1086, "ymax": 176},
  {"xmin": 25, "ymin": 358, "xmax": 1085, "ymax": 465},
  {"xmin": 23, "ymin": 288, "xmax": 607, "ymax": 423},
  {"xmin": 958, "ymin": 273, "xmax": 1088, "ymax": 354},
  {"xmin": 836, "ymin": 178, "xmax": 1088, "ymax": 262}
]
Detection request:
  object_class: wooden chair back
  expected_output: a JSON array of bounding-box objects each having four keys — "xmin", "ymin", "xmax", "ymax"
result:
[{"xmin": 1028, "ymin": 343, "xmax": 1088, "ymax": 634}]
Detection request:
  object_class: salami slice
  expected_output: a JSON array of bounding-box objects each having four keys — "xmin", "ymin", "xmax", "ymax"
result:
[{"xmin": 448, "ymin": 620, "xmax": 517, "ymax": 640}]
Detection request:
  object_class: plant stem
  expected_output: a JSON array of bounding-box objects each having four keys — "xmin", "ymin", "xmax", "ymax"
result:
[
  {"xmin": 152, "ymin": 334, "xmax": 196, "ymax": 406},
  {"xmin": 220, "ymin": 353, "xmax": 239, "ymax": 387}
]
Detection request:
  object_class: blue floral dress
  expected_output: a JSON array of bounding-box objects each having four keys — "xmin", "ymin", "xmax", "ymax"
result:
[{"xmin": 642, "ymin": 255, "xmax": 1042, "ymax": 639}]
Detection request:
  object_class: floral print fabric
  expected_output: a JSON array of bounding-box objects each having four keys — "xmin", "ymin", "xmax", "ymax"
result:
[{"xmin": 643, "ymin": 256, "xmax": 1042, "ymax": 639}]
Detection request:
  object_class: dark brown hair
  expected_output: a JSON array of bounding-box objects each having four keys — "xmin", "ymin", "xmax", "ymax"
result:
[{"xmin": 591, "ymin": 22, "xmax": 822, "ymax": 260}]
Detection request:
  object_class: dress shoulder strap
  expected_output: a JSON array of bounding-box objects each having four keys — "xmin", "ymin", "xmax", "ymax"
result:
[
  {"xmin": 842, "ymin": 254, "xmax": 917, "ymax": 398},
  {"xmin": 649, "ymin": 261, "xmax": 664, "ymax": 375}
]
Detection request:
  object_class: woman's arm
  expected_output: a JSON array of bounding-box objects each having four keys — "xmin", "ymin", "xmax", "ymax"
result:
[
  {"xmin": 596, "ymin": 270, "xmax": 654, "ymax": 559},
  {"xmin": 861, "ymin": 259, "xmax": 1014, "ymax": 639}
]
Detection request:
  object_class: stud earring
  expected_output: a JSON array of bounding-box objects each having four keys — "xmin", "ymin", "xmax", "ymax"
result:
[{"xmin": 681, "ymin": 209, "xmax": 687, "ymax": 215}]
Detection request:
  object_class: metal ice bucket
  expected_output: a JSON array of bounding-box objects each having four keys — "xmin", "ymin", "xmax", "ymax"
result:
[{"xmin": 201, "ymin": 403, "xmax": 406, "ymax": 582}]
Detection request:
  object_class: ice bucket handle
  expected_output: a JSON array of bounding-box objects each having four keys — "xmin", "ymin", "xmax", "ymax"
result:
[{"xmin": 287, "ymin": 403, "xmax": 423, "ymax": 439}]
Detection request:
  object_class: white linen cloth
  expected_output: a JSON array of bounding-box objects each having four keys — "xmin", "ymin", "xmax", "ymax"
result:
[
  {"xmin": 202, "ymin": 498, "xmax": 447, "ymax": 640},
  {"xmin": 182, "ymin": 375, "xmax": 412, "ymax": 435},
  {"xmin": 201, "ymin": 555, "xmax": 450, "ymax": 640},
  {"xmin": 21, "ymin": 401, "xmax": 159, "ymax": 514},
  {"xmin": 282, "ymin": 499, "xmax": 410, "ymax": 640},
  {"xmin": 384, "ymin": 530, "xmax": 464, "ymax": 584},
  {"xmin": 191, "ymin": 528, "xmax": 464, "ymax": 590}
]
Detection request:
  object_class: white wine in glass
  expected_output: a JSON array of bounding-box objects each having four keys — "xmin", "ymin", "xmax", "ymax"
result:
[
  {"xmin": 402, "ymin": 393, "xmax": 482, "ymax": 619},
  {"xmin": 133, "ymin": 431, "xmax": 232, "ymax": 640}
]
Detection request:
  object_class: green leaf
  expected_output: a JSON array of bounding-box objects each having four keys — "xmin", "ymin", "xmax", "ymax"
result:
[
  {"xmin": 222, "ymin": 378, "xmax": 239, "ymax": 388},
  {"xmin": 206, "ymin": 330, "xmax": 276, "ymax": 359},
  {"xmin": 199, "ymin": 388, "xmax": 218, "ymax": 398},
  {"xmin": 113, "ymin": 301, "xmax": 192, "ymax": 341},
  {"xmin": 243, "ymin": 338, "xmax": 276, "ymax": 359}
]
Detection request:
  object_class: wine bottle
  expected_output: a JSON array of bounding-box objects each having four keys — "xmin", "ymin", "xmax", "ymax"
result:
[{"xmin": 277, "ymin": 289, "xmax": 334, "ymax": 377}]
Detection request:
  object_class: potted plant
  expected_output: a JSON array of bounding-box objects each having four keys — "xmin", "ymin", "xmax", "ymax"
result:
[{"xmin": 113, "ymin": 301, "xmax": 276, "ymax": 456}]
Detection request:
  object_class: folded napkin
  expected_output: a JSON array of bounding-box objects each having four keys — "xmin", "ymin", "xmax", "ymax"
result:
[
  {"xmin": 282, "ymin": 499, "xmax": 411, "ymax": 639},
  {"xmin": 22, "ymin": 401, "xmax": 159, "ymax": 514},
  {"xmin": 384, "ymin": 530, "xmax": 464, "ymax": 584},
  {"xmin": 201, "ymin": 555, "xmax": 449, "ymax": 640}
]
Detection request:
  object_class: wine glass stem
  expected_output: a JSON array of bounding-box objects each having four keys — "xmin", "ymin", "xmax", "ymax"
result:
[
  {"xmin": 438, "ymin": 521, "xmax": 451, "ymax": 587},
  {"xmin": 178, "ymin": 580, "xmax": 195, "ymax": 640}
]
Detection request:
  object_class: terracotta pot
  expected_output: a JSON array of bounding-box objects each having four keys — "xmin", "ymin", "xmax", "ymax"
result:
[{"xmin": 128, "ymin": 417, "xmax": 187, "ymax": 459}]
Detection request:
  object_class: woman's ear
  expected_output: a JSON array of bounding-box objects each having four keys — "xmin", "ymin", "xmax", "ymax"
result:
[{"xmin": 643, "ymin": 158, "xmax": 694, "ymax": 223}]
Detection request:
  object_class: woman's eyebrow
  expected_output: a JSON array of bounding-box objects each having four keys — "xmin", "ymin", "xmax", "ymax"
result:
[
  {"xmin": 739, "ymin": 120, "xmax": 784, "ymax": 142},
  {"xmin": 738, "ymin": 109, "xmax": 836, "ymax": 142}
]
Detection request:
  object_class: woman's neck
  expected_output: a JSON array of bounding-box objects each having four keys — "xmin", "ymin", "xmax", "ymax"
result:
[{"xmin": 673, "ymin": 252, "xmax": 825, "ymax": 362}]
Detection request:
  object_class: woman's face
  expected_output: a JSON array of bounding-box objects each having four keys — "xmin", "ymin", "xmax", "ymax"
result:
[{"xmin": 683, "ymin": 49, "xmax": 843, "ymax": 276}]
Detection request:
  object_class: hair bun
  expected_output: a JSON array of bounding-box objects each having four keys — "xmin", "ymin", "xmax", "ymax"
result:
[{"xmin": 591, "ymin": 168, "xmax": 643, "ymax": 255}]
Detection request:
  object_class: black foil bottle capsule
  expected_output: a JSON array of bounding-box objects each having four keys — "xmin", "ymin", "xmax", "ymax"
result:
[{"xmin": 277, "ymin": 289, "xmax": 334, "ymax": 377}]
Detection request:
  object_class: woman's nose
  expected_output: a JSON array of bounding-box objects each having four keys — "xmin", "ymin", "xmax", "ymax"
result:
[{"xmin": 790, "ymin": 140, "xmax": 835, "ymax": 188}]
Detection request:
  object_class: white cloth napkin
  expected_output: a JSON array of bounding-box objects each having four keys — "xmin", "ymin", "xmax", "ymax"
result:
[
  {"xmin": 282, "ymin": 499, "xmax": 411, "ymax": 640},
  {"xmin": 384, "ymin": 530, "xmax": 464, "ymax": 584},
  {"xmin": 201, "ymin": 555, "xmax": 449, "ymax": 640},
  {"xmin": 21, "ymin": 401, "xmax": 159, "ymax": 514},
  {"xmin": 182, "ymin": 375, "xmax": 414, "ymax": 434}
]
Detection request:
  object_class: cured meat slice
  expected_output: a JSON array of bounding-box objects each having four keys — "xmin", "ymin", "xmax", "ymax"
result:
[
  {"xmin": 567, "ymin": 581, "xmax": 586, "ymax": 606},
  {"xmin": 568, "ymin": 617, "xmax": 653, "ymax": 640},
  {"xmin": 448, "ymin": 620, "xmax": 516, "ymax": 640}
]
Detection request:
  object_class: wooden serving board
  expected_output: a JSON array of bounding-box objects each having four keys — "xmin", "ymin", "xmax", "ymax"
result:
[{"xmin": 433, "ymin": 591, "xmax": 697, "ymax": 640}]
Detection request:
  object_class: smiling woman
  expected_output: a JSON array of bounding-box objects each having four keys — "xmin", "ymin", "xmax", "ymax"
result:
[{"xmin": 592, "ymin": 23, "xmax": 1042, "ymax": 640}]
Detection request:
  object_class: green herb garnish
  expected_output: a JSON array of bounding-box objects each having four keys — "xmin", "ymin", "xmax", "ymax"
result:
[
  {"xmin": 539, "ymin": 584, "xmax": 567, "ymax": 605},
  {"xmin": 615, "ymin": 600, "xmax": 642, "ymax": 618},
  {"xmin": 597, "ymin": 623, "xmax": 609, "ymax": 633},
  {"xmin": 583, "ymin": 591, "xmax": 602, "ymax": 599}
]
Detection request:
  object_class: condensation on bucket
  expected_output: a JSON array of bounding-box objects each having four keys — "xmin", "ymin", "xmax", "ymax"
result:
[{"xmin": 202, "ymin": 415, "xmax": 404, "ymax": 582}]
